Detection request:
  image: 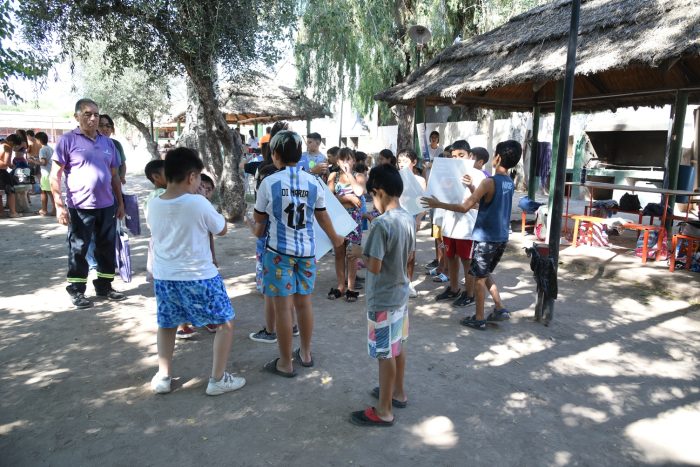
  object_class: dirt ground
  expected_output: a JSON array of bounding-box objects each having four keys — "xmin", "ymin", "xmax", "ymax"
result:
[{"xmin": 1, "ymin": 164, "xmax": 699, "ymax": 466}]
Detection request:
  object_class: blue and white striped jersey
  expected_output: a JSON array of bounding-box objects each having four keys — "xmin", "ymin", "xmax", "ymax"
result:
[{"xmin": 254, "ymin": 166, "xmax": 327, "ymax": 258}]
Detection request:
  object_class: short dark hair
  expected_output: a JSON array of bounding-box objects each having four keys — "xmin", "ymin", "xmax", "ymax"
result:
[
  {"xmin": 26, "ymin": 129, "xmax": 35, "ymax": 137},
  {"xmin": 270, "ymin": 121, "xmax": 289, "ymax": 139},
  {"xmin": 270, "ymin": 130, "xmax": 303, "ymax": 164},
  {"xmin": 451, "ymin": 139, "xmax": 470, "ymax": 152},
  {"xmin": 495, "ymin": 140, "xmax": 522, "ymax": 169},
  {"xmin": 200, "ymin": 173, "xmax": 215, "ymax": 188},
  {"xmin": 327, "ymin": 146, "xmax": 340, "ymax": 157},
  {"xmin": 429, "ymin": 130, "xmax": 439, "ymax": 139},
  {"xmin": 379, "ymin": 149, "xmax": 397, "ymax": 167},
  {"xmin": 338, "ymin": 147, "xmax": 355, "ymax": 161},
  {"xmin": 266, "ymin": 126, "xmax": 271, "ymax": 133},
  {"xmin": 354, "ymin": 151, "xmax": 367, "ymax": 163},
  {"xmin": 443, "ymin": 145, "xmax": 452, "ymax": 156},
  {"xmin": 75, "ymin": 98, "xmax": 98, "ymax": 114},
  {"xmin": 471, "ymin": 147, "xmax": 489, "ymax": 164},
  {"xmin": 4, "ymin": 134, "xmax": 21, "ymax": 145},
  {"xmin": 35, "ymin": 132, "xmax": 48, "ymax": 145},
  {"xmin": 144, "ymin": 159, "xmax": 165, "ymax": 183},
  {"xmin": 307, "ymin": 132, "xmax": 322, "ymax": 141},
  {"xmin": 164, "ymin": 147, "xmax": 204, "ymax": 183},
  {"xmin": 367, "ymin": 164, "xmax": 403, "ymax": 198},
  {"xmin": 354, "ymin": 162, "xmax": 368, "ymax": 174},
  {"xmin": 397, "ymin": 148, "xmax": 418, "ymax": 163}
]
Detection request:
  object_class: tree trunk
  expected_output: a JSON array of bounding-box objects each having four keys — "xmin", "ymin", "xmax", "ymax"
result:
[
  {"xmin": 119, "ymin": 112, "xmax": 160, "ymax": 160},
  {"xmin": 179, "ymin": 67, "xmax": 246, "ymax": 222},
  {"xmin": 394, "ymin": 104, "xmax": 415, "ymax": 152}
]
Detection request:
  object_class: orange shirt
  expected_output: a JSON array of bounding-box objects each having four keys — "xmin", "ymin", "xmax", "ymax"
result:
[{"xmin": 259, "ymin": 134, "xmax": 271, "ymax": 145}]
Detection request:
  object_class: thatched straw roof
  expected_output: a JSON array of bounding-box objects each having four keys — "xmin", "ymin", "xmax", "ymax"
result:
[
  {"xmin": 375, "ymin": 0, "xmax": 700, "ymax": 112},
  {"xmin": 174, "ymin": 73, "xmax": 330, "ymax": 124}
]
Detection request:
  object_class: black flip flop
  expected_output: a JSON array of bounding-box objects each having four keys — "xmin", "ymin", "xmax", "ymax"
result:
[
  {"xmin": 263, "ymin": 358, "xmax": 297, "ymax": 378},
  {"xmin": 293, "ymin": 348, "xmax": 314, "ymax": 368},
  {"xmin": 350, "ymin": 407, "xmax": 394, "ymax": 427},
  {"xmin": 370, "ymin": 386, "xmax": 407, "ymax": 408},
  {"xmin": 327, "ymin": 288, "xmax": 342, "ymax": 300},
  {"xmin": 345, "ymin": 290, "xmax": 359, "ymax": 302}
]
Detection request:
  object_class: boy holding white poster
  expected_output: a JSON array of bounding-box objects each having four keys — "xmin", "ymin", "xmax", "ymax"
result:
[
  {"xmin": 397, "ymin": 149, "xmax": 426, "ymax": 298},
  {"xmin": 422, "ymin": 140, "xmax": 522, "ymax": 330},
  {"xmin": 431, "ymin": 140, "xmax": 484, "ymax": 307}
]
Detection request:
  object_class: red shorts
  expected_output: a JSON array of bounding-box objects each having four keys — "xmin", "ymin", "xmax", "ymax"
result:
[{"xmin": 443, "ymin": 237, "xmax": 474, "ymax": 260}]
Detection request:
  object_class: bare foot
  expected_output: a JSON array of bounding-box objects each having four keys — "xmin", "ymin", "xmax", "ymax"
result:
[
  {"xmin": 9, "ymin": 212, "xmax": 23, "ymax": 218},
  {"xmin": 38, "ymin": 209, "xmax": 47, "ymax": 216}
]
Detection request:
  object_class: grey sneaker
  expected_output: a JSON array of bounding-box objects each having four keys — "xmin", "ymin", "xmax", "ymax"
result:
[
  {"xmin": 71, "ymin": 292, "xmax": 93, "ymax": 309},
  {"xmin": 150, "ymin": 372, "xmax": 172, "ymax": 394},
  {"xmin": 486, "ymin": 308, "xmax": 511, "ymax": 322},
  {"xmin": 452, "ymin": 292, "xmax": 475, "ymax": 307},
  {"xmin": 249, "ymin": 328, "xmax": 277, "ymax": 343},
  {"xmin": 435, "ymin": 286, "xmax": 460, "ymax": 301},
  {"xmin": 206, "ymin": 372, "xmax": 246, "ymax": 396}
]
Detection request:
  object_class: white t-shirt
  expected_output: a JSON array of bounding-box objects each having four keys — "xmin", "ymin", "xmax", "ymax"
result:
[
  {"xmin": 39, "ymin": 145, "xmax": 53, "ymax": 178},
  {"xmin": 248, "ymin": 137, "xmax": 259, "ymax": 149},
  {"xmin": 146, "ymin": 193, "xmax": 225, "ymax": 281},
  {"xmin": 254, "ymin": 166, "xmax": 326, "ymax": 258}
]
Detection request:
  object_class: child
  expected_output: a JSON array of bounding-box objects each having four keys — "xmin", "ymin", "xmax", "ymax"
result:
[
  {"xmin": 253, "ymin": 130, "xmax": 343, "ymax": 377},
  {"xmin": 471, "ymin": 147, "xmax": 491, "ymax": 176},
  {"xmin": 327, "ymin": 148, "xmax": 365, "ymax": 302},
  {"xmin": 397, "ymin": 149, "xmax": 426, "ymax": 298},
  {"xmin": 147, "ymin": 147, "xmax": 245, "ymax": 395},
  {"xmin": 347, "ymin": 164, "xmax": 416, "ymax": 427},
  {"xmin": 434, "ymin": 140, "xmax": 480, "ymax": 307},
  {"xmin": 144, "ymin": 160, "xmax": 166, "ymax": 282},
  {"xmin": 422, "ymin": 140, "xmax": 522, "ymax": 329},
  {"xmin": 197, "ymin": 173, "xmax": 221, "ymax": 335},
  {"xmin": 35, "ymin": 132, "xmax": 55, "ymax": 216},
  {"xmin": 377, "ymin": 149, "xmax": 397, "ymax": 168}
]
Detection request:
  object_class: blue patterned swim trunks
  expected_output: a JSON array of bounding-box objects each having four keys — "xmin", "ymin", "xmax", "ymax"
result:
[{"xmin": 154, "ymin": 275, "xmax": 234, "ymax": 328}]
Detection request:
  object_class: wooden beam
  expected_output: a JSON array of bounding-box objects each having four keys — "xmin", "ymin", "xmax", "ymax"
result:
[{"xmin": 584, "ymin": 74, "xmax": 608, "ymax": 94}]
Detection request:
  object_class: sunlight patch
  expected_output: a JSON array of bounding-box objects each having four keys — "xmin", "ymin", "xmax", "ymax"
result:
[
  {"xmin": 561, "ymin": 403, "xmax": 608, "ymax": 426},
  {"xmin": 625, "ymin": 401, "xmax": 700, "ymax": 465},
  {"xmin": 410, "ymin": 416, "xmax": 458, "ymax": 449},
  {"xmin": 474, "ymin": 335, "xmax": 554, "ymax": 367}
]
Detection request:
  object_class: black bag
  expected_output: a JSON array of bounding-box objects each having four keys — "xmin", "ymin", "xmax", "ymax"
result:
[{"xmin": 619, "ymin": 193, "xmax": 641, "ymax": 211}]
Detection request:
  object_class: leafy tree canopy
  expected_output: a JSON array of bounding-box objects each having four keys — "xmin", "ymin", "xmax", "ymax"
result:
[
  {"xmin": 295, "ymin": 0, "xmax": 547, "ymax": 117},
  {"xmin": 0, "ymin": 0, "xmax": 51, "ymax": 101}
]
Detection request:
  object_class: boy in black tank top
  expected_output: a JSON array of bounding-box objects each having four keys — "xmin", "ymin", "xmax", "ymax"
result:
[{"xmin": 422, "ymin": 140, "xmax": 522, "ymax": 330}]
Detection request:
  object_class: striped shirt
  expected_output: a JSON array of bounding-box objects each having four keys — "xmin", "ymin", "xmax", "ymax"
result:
[{"xmin": 254, "ymin": 166, "xmax": 326, "ymax": 258}]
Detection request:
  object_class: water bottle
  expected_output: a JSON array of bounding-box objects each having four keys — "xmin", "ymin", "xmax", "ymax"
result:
[{"xmin": 580, "ymin": 166, "xmax": 587, "ymax": 185}]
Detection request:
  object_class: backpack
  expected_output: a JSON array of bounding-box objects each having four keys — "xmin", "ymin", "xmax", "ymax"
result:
[{"xmin": 619, "ymin": 193, "xmax": 641, "ymax": 211}]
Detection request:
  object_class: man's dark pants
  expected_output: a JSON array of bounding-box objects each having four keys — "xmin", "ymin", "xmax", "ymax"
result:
[{"xmin": 66, "ymin": 204, "xmax": 116, "ymax": 295}]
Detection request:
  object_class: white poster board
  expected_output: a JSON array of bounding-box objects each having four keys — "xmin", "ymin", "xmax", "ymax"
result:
[
  {"xmin": 399, "ymin": 167, "xmax": 426, "ymax": 216},
  {"xmin": 313, "ymin": 185, "xmax": 358, "ymax": 260},
  {"xmin": 425, "ymin": 158, "xmax": 475, "ymax": 204}
]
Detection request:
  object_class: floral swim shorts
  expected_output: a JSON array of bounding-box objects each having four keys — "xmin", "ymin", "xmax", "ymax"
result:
[{"xmin": 154, "ymin": 275, "xmax": 234, "ymax": 328}]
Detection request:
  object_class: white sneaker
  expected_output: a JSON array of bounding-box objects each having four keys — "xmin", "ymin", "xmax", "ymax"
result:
[
  {"xmin": 150, "ymin": 372, "xmax": 172, "ymax": 394},
  {"xmin": 206, "ymin": 372, "xmax": 246, "ymax": 396},
  {"xmin": 408, "ymin": 284, "xmax": 418, "ymax": 298}
]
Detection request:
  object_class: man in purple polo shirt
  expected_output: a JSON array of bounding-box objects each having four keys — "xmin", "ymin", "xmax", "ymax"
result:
[{"xmin": 50, "ymin": 98, "xmax": 126, "ymax": 308}]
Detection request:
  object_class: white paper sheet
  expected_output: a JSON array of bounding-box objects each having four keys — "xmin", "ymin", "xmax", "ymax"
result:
[
  {"xmin": 399, "ymin": 167, "xmax": 426, "ymax": 216},
  {"xmin": 425, "ymin": 158, "xmax": 474, "ymax": 204},
  {"xmin": 313, "ymin": 184, "xmax": 359, "ymax": 260}
]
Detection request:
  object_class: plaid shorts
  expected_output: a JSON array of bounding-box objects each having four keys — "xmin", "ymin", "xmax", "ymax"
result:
[
  {"xmin": 154, "ymin": 275, "xmax": 234, "ymax": 328},
  {"xmin": 367, "ymin": 304, "xmax": 409, "ymax": 359}
]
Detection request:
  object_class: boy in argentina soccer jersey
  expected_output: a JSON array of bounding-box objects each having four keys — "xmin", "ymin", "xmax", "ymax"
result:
[{"xmin": 253, "ymin": 130, "xmax": 344, "ymax": 378}]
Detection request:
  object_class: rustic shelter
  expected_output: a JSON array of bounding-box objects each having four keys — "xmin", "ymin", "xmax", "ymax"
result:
[
  {"xmin": 375, "ymin": 0, "xmax": 700, "ymax": 112},
  {"xmin": 172, "ymin": 73, "xmax": 329, "ymax": 126}
]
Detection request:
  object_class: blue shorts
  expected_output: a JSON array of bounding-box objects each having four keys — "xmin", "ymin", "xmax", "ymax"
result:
[
  {"xmin": 262, "ymin": 250, "xmax": 316, "ymax": 297},
  {"xmin": 154, "ymin": 275, "xmax": 234, "ymax": 328}
]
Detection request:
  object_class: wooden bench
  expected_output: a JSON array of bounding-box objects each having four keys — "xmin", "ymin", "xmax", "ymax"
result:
[
  {"xmin": 571, "ymin": 215, "xmax": 607, "ymax": 247},
  {"xmin": 622, "ymin": 223, "xmax": 664, "ymax": 265},
  {"xmin": 669, "ymin": 234, "xmax": 700, "ymax": 272}
]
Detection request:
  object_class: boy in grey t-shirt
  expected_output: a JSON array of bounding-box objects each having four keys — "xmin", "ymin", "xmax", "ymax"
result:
[{"xmin": 347, "ymin": 164, "xmax": 416, "ymax": 427}]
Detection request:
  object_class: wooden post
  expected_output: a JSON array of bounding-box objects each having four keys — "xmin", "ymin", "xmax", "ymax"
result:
[
  {"xmin": 528, "ymin": 105, "xmax": 541, "ymax": 199},
  {"xmin": 571, "ymin": 135, "xmax": 587, "ymax": 199},
  {"xmin": 546, "ymin": 80, "xmax": 565, "ymax": 241},
  {"xmin": 664, "ymin": 91, "xmax": 689, "ymax": 231},
  {"xmin": 414, "ymin": 97, "xmax": 426, "ymax": 160}
]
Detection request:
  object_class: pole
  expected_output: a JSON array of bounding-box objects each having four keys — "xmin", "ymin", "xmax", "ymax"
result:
[
  {"xmin": 664, "ymin": 91, "xmax": 689, "ymax": 231},
  {"xmin": 528, "ymin": 105, "xmax": 541, "ymax": 199},
  {"xmin": 544, "ymin": 0, "xmax": 581, "ymax": 324},
  {"xmin": 414, "ymin": 46, "xmax": 425, "ymax": 160}
]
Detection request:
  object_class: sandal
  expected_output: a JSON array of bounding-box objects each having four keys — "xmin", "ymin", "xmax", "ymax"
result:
[
  {"xmin": 460, "ymin": 314, "xmax": 487, "ymax": 330},
  {"xmin": 293, "ymin": 348, "xmax": 314, "ymax": 368},
  {"xmin": 370, "ymin": 386, "xmax": 407, "ymax": 408},
  {"xmin": 327, "ymin": 288, "xmax": 342, "ymax": 300},
  {"xmin": 350, "ymin": 407, "xmax": 394, "ymax": 427},
  {"xmin": 345, "ymin": 290, "xmax": 359, "ymax": 302},
  {"xmin": 432, "ymin": 273, "xmax": 449, "ymax": 283},
  {"xmin": 263, "ymin": 358, "xmax": 297, "ymax": 378}
]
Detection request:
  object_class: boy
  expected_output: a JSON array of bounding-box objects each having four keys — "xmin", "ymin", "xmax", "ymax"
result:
[
  {"xmin": 471, "ymin": 147, "xmax": 491, "ymax": 176},
  {"xmin": 434, "ymin": 140, "xmax": 480, "ymax": 308},
  {"xmin": 147, "ymin": 148, "xmax": 246, "ymax": 395},
  {"xmin": 35, "ymin": 132, "xmax": 55, "ymax": 216},
  {"xmin": 253, "ymin": 130, "xmax": 344, "ymax": 377},
  {"xmin": 397, "ymin": 149, "xmax": 426, "ymax": 298},
  {"xmin": 347, "ymin": 164, "xmax": 415, "ymax": 427},
  {"xmin": 422, "ymin": 140, "xmax": 522, "ymax": 329}
]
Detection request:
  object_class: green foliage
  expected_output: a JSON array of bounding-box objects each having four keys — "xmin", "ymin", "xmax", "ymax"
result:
[
  {"xmin": 77, "ymin": 43, "xmax": 170, "ymax": 128},
  {"xmin": 17, "ymin": 0, "xmax": 296, "ymax": 84},
  {"xmin": 0, "ymin": 0, "xmax": 51, "ymax": 102},
  {"xmin": 295, "ymin": 0, "xmax": 548, "ymax": 118}
]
